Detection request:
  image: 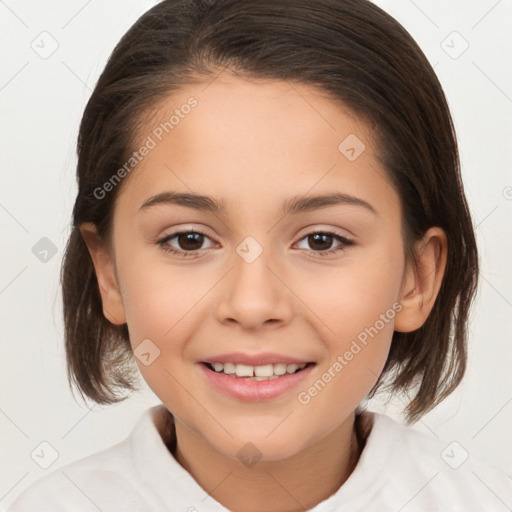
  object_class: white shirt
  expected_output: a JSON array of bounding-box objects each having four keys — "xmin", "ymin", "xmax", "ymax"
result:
[{"xmin": 8, "ymin": 404, "xmax": 512, "ymax": 511}]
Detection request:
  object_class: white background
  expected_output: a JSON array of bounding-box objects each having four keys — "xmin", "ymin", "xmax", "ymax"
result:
[{"xmin": 1, "ymin": 0, "xmax": 511, "ymax": 509}]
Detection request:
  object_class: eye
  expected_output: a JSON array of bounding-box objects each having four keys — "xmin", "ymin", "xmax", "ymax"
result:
[
  {"xmin": 157, "ymin": 229, "xmax": 216, "ymax": 258},
  {"xmin": 295, "ymin": 231, "xmax": 354, "ymax": 257},
  {"xmin": 157, "ymin": 229, "xmax": 354, "ymax": 259}
]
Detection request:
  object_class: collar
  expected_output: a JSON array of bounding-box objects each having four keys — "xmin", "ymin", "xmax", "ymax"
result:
[{"xmin": 130, "ymin": 404, "xmax": 398, "ymax": 511}]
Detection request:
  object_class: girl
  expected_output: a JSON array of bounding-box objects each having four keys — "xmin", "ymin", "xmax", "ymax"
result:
[{"xmin": 9, "ymin": 0, "xmax": 511, "ymax": 510}]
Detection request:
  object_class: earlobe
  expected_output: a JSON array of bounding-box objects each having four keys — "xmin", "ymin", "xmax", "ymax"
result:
[
  {"xmin": 79, "ymin": 222, "xmax": 127, "ymax": 325},
  {"xmin": 394, "ymin": 227, "xmax": 448, "ymax": 333}
]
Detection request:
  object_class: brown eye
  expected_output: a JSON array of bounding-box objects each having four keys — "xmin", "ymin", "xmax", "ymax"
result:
[
  {"xmin": 158, "ymin": 230, "xmax": 216, "ymax": 257},
  {"xmin": 296, "ymin": 231, "xmax": 354, "ymax": 257},
  {"xmin": 307, "ymin": 233, "xmax": 335, "ymax": 251},
  {"xmin": 175, "ymin": 232, "xmax": 205, "ymax": 251}
]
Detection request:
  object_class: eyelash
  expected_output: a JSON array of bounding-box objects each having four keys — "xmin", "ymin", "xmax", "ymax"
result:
[{"xmin": 157, "ymin": 229, "xmax": 355, "ymax": 259}]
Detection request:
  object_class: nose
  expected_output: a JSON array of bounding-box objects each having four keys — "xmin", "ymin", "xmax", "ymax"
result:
[{"xmin": 214, "ymin": 243, "xmax": 294, "ymax": 331}]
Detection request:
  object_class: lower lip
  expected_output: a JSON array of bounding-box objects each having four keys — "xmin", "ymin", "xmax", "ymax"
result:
[{"xmin": 198, "ymin": 363, "xmax": 315, "ymax": 401}]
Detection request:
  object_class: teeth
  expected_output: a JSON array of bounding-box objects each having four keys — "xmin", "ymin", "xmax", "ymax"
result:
[
  {"xmin": 223, "ymin": 363, "xmax": 236, "ymax": 374},
  {"xmin": 254, "ymin": 364, "xmax": 273, "ymax": 377},
  {"xmin": 286, "ymin": 364, "xmax": 299, "ymax": 374},
  {"xmin": 235, "ymin": 364, "xmax": 253, "ymax": 377},
  {"xmin": 208, "ymin": 362, "xmax": 307, "ymax": 378},
  {"xmin": 274, "ymin": 363, "xmax": 287, "ymax": 375}
]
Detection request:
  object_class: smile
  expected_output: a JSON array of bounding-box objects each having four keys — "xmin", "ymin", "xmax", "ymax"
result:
[
  {"xmin": 204, "ymin": 362, "xmax": 311, "ymax": 380},
  {"xmin": 199, "ymin": 361, "xmax": 316, "ymax": 401}
]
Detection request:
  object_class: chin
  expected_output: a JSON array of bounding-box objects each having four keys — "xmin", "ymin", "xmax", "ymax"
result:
[{"xmin": 207, "ymin": 430, "xmax": 310, "ymax": 464}]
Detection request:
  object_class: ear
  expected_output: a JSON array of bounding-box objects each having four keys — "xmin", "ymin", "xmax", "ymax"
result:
[
  {"xmin": 394, "ymin": 227, "xmax": 448, "ymax": 333},
  {"xmin": 79, "ymin": 222, "xmax": 127, "ymax": 325}
]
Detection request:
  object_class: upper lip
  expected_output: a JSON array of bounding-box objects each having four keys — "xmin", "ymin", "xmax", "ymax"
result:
[{"xmin": 202, "ymin": 352, "xmax": 314, "ymax": 366}]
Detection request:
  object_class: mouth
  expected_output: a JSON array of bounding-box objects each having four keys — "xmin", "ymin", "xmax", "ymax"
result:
[
  {"xmin": 197, "ymin": 352, "xmax": 317, "ymax": 401},
  {"xmin": 201, "ymin": 361, "xmax": 315, "ymax": 381}
]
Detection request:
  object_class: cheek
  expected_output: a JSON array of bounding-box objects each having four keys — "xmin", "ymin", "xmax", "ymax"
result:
[
  {"xmin": 295, "ymin": 281, "xmax": 398, "ymax": 429},
  {"xmin": 118, "ymin": 260, "xmax": 205, "ymax": 408},
  {"xmin": 292, "ymin": 241, "xmax": 402, "ymax": 409},
  {"xmin": 295, "ymin": 335, "xmax": 391, "ymax": 440},
  {"xmin": 293, "ymin": 237, "xmax": 403, "ymax": 342},
  {"xmin": 118, "ymin": 251, "xmax": 205, "ymax": 342}
]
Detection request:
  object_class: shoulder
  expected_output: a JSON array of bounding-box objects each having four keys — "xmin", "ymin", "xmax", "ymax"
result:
[
  {"xmin": 8, "ymin": 439, "xmax": 139, "ymax": 511},
  {"xmin": 7, "ymin": 407, "xmax": 162, "ymax": 512},
  {"xmin": 357, "ymin": 411, "xmax": 512, "ymax": 511}
]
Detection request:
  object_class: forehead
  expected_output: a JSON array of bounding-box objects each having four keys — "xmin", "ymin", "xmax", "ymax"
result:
[{"xmin": 115, "ymin": 73, "xmax": 399, "ymax": 222}]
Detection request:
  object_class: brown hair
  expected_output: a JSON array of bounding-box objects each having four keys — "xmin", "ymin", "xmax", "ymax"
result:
[{"xmin": 61, "ymin": 0, "xmax": 479, "ymax": 422}]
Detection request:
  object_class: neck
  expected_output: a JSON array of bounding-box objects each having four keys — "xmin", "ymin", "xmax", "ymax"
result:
[{"xmin": 164, "ymin": 410, "xmax": 363, "ymax": 512}]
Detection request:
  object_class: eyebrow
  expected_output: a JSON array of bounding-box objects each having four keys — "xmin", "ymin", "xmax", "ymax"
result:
[{"xmin": 140, "ymin": 191, "xmax": 378, "ymax": 217}]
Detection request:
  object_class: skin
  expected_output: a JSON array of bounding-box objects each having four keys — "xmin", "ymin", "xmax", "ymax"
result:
[{"xmin": 81, "ymin": 72, "xmax": 447, "ymax": 512}]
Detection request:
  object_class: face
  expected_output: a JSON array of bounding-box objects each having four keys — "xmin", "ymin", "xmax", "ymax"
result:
[{"xmin": 96, "ymin": 73, "xmax": 413, "ymax": 461}]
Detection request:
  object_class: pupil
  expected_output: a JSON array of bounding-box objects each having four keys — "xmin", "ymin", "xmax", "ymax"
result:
[
  {"xmin": 309, "ymin": 233, "xmax": 332, "ymax": 251},
  {"xmin": 179, "ymin": 232, "xmax": 203, "ymax": 250}
]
